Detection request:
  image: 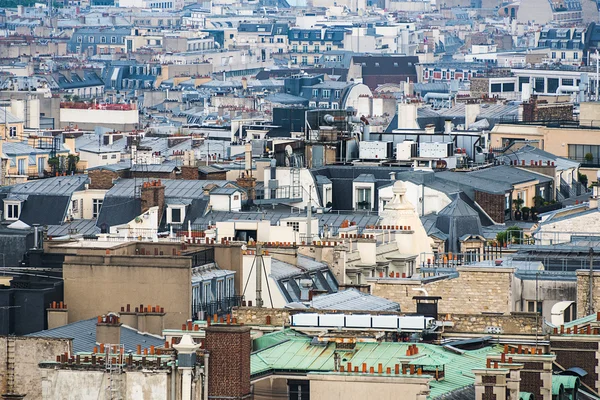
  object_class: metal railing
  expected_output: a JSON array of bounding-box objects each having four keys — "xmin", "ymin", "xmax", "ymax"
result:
[{"xmin": 192, "ymin": 295, "xmax": 244, "ymax": 319}]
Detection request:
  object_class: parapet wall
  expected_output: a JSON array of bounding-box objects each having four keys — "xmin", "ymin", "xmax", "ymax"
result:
[{"xmin": 231, "ymin": 307, "xmax": 541, "ymax": 335}]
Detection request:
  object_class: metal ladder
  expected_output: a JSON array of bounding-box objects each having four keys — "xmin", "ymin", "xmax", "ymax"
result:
[
  {"xmin": 291, "ymin": 167, "xmax": 301, "ymax": 199},
  {"xmin": 105, "ymin": 344, "xmax": 124, "ymax": 400},
  {"xmin": 5, "ymin": 336, "xmax": 16, "ymax": 394}
]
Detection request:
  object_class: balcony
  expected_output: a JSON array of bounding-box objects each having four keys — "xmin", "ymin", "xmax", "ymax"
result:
[{"xmin": 192, "ymin": 295, "xmax": 244, "ymax": 319}]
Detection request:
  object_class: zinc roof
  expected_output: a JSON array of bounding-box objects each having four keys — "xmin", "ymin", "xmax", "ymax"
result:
[
  {"xmin": 250, "ymin": 336, "xmax": 498, "ymax": 399},
  {"xmin": 309, "ymin": 288, "xmax": 399, "ymax": 311}
]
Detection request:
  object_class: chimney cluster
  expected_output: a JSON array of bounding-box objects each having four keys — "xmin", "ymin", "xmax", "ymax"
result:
[
  {"xmin": 140, "ymin": 179, "xmax": 165, "ymax": 216},
  {"xmin": 47, "ymin": 301, "xmax": 69, "ymax": 329},
  {"xmin": 119, "ymin": 303, "xmax": 165, "ymax": 336},
  {"xmin": 54, "ymin": 343, "xmax": 172, "ymax": 369}
]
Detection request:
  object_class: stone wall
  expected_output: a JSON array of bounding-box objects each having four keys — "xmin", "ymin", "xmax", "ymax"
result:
[
  {"xmin": 370, "ymin": 267, "xmax": 515, "ymax": 315},
  {"xmin": 232, "ymin": 307, "xmax": 539, "ymax": 335},
  {"xmin": 447, "ymin": 313, "xmax": 541, "ymax": 335},
  {"xmin": 0, "ymin": 336, "xmax": 71, "ymax": 398},
  {"xmin": 470, "ymin": 78, "xmax": 490, "ymax": 98},
  {"xmin": 576, "ymin": 270, "xmax": 600, "ymax": 318},
  {"xmin": 475, "ymin": 191, "xmax": 505, "ymax": 224}
]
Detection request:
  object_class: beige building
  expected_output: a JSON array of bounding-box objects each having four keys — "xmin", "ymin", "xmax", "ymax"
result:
[{"xmin": 44, "ymin": 240, "xmax": 244, "ymax": 329}]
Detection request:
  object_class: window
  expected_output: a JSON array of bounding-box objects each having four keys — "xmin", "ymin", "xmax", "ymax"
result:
[
  {"xmin": 171, "ymin": 207, "xmax": 182, "ymax": 223},
  {"xmin": 326, "ymin": 45, "xmax": 331, "ymax": 51},
  {"xmin": 111, "ymin": 36, "xmax": 117, "ymax": 44},
  {"xmin": 303, "ymin": 33, "xmax": 309, "ymax": 39},
  {"xmin": 227, "ymin": 277, "xmax": 234, "ymax": 296},
  {"xmin": 92, "ymin": 199, "xmax": 103, "ymax": 219},
  {"xmin": 5, "ymin": 202, "xmax": 20, "ymax": 220},
  {"xmin": 72, "ymin": 199, "xmax": 79, "ymax": 213},
  {"xmin": 356, "ymin": 188, "xmax": 371, "ymax": 210},
  {"xmin": 539, "ymin": 187, "xmax": 545, "ymax": 199},
  {"xmin": 505, "ymin": 194, "xmax": 511, "ymax": 210},
  {"xmin": 561, "ymin": 51, "xmax": 566, "ymax": 59},
  {"xmin": 291, "ymin": 56, "xmax": 297, "ymax": 64},
  {"xmin": 551, "ymin": 51, "xmax": 556, "ymax": 59},
  {"xmin": 292, "ymin": 45, "xmax": 298, "ymax": 52},
  {"xmin": 111, "ymin": 154, "xmax": 117, "ymax": 159},
  {"xmin": 101, "ymin": 36, "xmax": 106, "ymax": 43},
  {"xmin": 102, "ymin": 155, "xmax": 108, "ymax": 160},
  {"xmin": 9, "ymin": 126, "xmax": 16, "ymax": 137},
  {"xmin": 77, "ymin": 36, "xmax": 82, "ymax": 43},
  {"xmin": 17, "ymin": 158, "xmax": 25, "ymax": 175},
  {"xmin": 312, "ymin": 89, "xmax": 319, "ymax": 97},
  {"xmin": 574, "ymin": 52, "xmax": 579, "ymax": 60},
  {"xmin": 203, "ymin": 282, "xmax": 211, "ymax": 304},
  {"xmin": 332, "ymin": 102, "xmax": 339, "ymax": 109},
  {"xmin": 286, "ymin": 221, "xmax": 300, "ymax": 232},
  {"xmin": 314, "ymin": 45, "xmax": 319, "ymax": 53},
  {"xmin": 322, "ymin": 89, "xmax": 330, "ymax": 97},
  {"xmin": 301, "ymin": 56, "xmax": 307, "ymax": 64},
  {"xmin": 89, "ymin": 36, "xmax": 95, "ymax": 43},
  {"xmin": 526, "ymin": 300, "xmax": 542, "ymax": 314},
  {"xmin": 216, "ymin": 280, "xmax": 224, "ymax": 301},
  {"xmin": 302, "ymin": 45, "xmax": 308, "ymax": 53}
]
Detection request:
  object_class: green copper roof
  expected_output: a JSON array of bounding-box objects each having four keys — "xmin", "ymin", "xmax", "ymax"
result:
[
  {"xmin": 253, "ymin": 329, "xmax": 307, "ymax": 351},
  {"xmin": 520, "ymin": 392, "xmax": 534, "ymax": 400},
  {"xmin": 250, "ymin": 333, "xmax": 500, "ymax": 399}
]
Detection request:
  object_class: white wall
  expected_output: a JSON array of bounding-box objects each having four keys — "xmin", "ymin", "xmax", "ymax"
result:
[
  {"xmin": 378, "ymin": 181, "xmax": 453, "ymax": 217},
  {"xmin": 80, "ymin": 150, "xmax": 123, "ymax": 168},
  {"xmin": 241, "ymin": 254, "xmax": 288, "ymax": 308},
  {"xmin": 60, "ymin": 109, "xmax": 138, "ymax": 126},
  {"xmin": 263, "ymin": 167, "xmax": 321, "ymax": 208},
  {"xmin": 70, "ymin": 189, "xmax": 108, "ymax": 220}
]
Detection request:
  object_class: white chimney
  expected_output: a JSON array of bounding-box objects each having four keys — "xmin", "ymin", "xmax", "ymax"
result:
[
  {"xmin": 244, "ymin": 143, "xmax": 252, "ymax": 177},
  {"xmin": 444, "ymin": 120, "xmax": 452, "ymax": 134}
]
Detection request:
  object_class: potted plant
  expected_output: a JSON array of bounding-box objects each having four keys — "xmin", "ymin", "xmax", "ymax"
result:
[
  {"xmin": 513, "ymin": 198, "xmax": 524, "ymax": 220},
  {"xmin": 521, "ymin": 207, "xmax": 530, "ymax": 221},
  {"xmin": 585, "ymin": 152, "xmax": 594, "ymax": 163}
]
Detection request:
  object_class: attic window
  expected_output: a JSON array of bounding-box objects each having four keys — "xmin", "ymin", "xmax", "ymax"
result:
[
  {"xmin": 375, "ymin": 62, "xmax": 380, "ymax": 67},
  {"xmin": 394, "ymin": 62, "xmax": 398, "ymax": 67},
  {"xmin": 408, "ymin": 62, "xmax": 413, "ymax": 66},
  {"xmin": 4, "ymin": 201, "xmax": 21, "ymax": 221}
]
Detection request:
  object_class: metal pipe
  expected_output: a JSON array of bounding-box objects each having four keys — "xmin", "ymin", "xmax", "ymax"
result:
[
  {"xmin": 203, "ymin": 352, "xmax": 209, "ymax": 400},
  {"xmin": 171, "ymin": 353, "xmax": 177, "ymax": 400}
]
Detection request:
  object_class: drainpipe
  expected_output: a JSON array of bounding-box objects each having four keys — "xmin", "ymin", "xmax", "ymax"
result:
[
  {"xmin": 203, "ymin": 352, "xmax": 209, "ymax": 400},
  {"xmin": 412, "ymin": 287, "xmax": 429, "ymax": 297},
  {"xmin": 171, "ymin": 353, "xmax": 177, "ymax": 400}
]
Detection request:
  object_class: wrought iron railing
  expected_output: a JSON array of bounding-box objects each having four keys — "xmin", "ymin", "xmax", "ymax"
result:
[{"xmin": 192, "ymin": 295, "xmax": 244, "ymax": 319}]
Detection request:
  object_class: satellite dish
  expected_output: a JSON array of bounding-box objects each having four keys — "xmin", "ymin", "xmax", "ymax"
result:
[{"xmin": 285, "ymin": 145, "xmax": 293, "ymax": 157}]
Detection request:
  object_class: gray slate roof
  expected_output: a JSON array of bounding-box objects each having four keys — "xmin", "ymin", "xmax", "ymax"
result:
[
  {"xmin": 27, "ymin": 317, "xmax": 165, "ymax": 353},
  {"xmin": 0, "ymin": 175, "xmax": 88, "ymax": 196},
  {"xmin": 309, "ymin": 288, "xmax": 400, "ymax": 311}
]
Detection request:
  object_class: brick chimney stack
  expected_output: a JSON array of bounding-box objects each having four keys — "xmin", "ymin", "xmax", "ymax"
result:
[
  {"xmin": 140, "ymin": 180, "xmax": 165, "ymax": 217},
  {"xmin": 205, "ymin": 325, "xmax": 251, "ymax": 399}
]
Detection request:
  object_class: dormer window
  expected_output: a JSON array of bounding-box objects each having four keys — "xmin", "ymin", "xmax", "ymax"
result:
[
  {"xmin": 5, "ymin": 201, "xmax": 21, "ymax": 221},
  {"xmin": 167, "ymin": 205, "xmax": 186, "ymax": 224}
]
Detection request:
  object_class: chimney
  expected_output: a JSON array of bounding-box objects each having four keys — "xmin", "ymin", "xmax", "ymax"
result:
[
  {"xmin": 444, "ymin": 119, "xmax": 452, "ymax": 134},
  {"xmin": 140, "ymin": 180, "xmax": 165, "ymax": 216},
  {"xmin": 145, "ymin": 305, "xmax": 165, "ymax": 336},
  {"xmin": 205, "ymin": 325, "xmax": 252, "ymax": 399},
  {"xmin": 119, "ymin": 304, "xmax": 137, "ymax": 329},
  {"xmin": 47, "ymin": 301, "xmax": 68, "ymax": 329},
  {"xmin": 465, "ymin": 103, "xmax": 480, "ymax": 130},
  {"xmin": 96, "ymin": 313, "xmax": 122, "ymax": 345}
]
